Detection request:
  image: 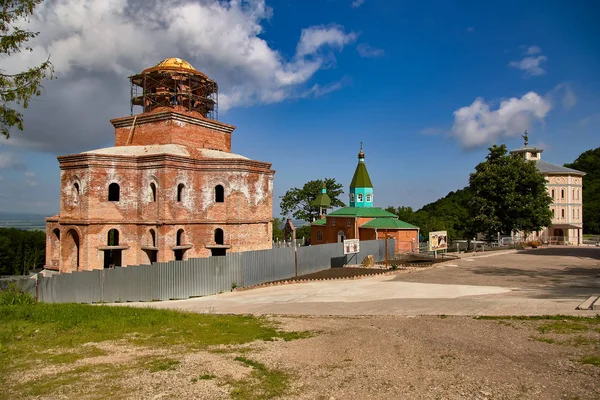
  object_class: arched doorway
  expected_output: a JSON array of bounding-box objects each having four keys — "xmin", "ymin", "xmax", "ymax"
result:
[
  {"xmin": 63, "ymin": 229, "xmax": 80, "ymax": 272},
  {"xmin": 337, "ymin": 230, "xmax": 345, "ymax": 243},
  {"xmin": 104, "ymin": 229, "xmax": 122, "ymax": 268}
]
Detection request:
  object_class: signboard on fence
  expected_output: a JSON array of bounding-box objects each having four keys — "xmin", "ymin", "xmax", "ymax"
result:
[
  {"xmin": 343, "ymin": 239, "xmax": 360, "ymax": 255},
  {"xmin": 428, "ymin": 231, "xmax": 448, "ymax": 252}
]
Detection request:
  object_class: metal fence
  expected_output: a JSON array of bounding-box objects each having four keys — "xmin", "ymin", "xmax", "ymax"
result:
[{"xmin": 9, "ymin": 239, "xmax": 393, "ymax": 304}]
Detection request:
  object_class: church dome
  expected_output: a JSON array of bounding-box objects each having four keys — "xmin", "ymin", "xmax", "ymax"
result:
[{"xmin": 141, "ymin": 57, "xmax": 208, "ymax": 78}]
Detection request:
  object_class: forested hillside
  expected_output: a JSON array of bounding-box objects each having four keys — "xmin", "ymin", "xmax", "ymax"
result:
[
  {"xmin": 0, "ymin": 228, "xmax": 46, "ymax": 276},
  {"xmin": 565, "ymin": 147, "xmax": 600, "ymax": 234}
]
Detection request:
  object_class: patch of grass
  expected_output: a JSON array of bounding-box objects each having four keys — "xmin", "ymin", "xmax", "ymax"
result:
[
  {"xmin": 191, "ymin": 373, "xmax": 216, "ymax": 383},
  {"xmin": 531, "ymin": 336, "xmax": 555, "ymax": 344},
  {"xmin": 145, "ymin": 358, "xmax": 180, "ymax": 372},
  {"xmin": 537, "ymin": 322, "xmax": 590, "ymax": 334},
  {"xmin": 44, "ymin": 345, "xmax": 107, "ymax": 364},
  {"xmin": 0, "ymin": 284, "xmax": 36, "ymax": 306},
  {"xmin": 230, "ymin": 356, "xmax": 289, "ymax": 399},
  {"xmin": 475, "ymin": 315, "xmax": 600, "ymax": 323},
  {"xmin": 579, "ymin": 355, "xmax": 600, "ymax": 367}
]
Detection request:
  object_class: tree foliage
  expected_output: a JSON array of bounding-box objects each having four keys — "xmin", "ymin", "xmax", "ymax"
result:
[
  {"xmin": 565, "ymin": 147, "xmax": 600, "ymax": 234},
  {"xmin": 280, "ymin": 178, "xmax": 345, "ymax": 222},
  {"xmin": 385, "ymin": 188, "xmax": 475, "ymax": 241},
  {"xmin": 468, "ymin": 144, "xmax": 552, "ymax": 239},
  {"xmin": 0, "ymin": 227, "xmax": 45, "ymax": 275},
  {"xmin": 1, "ymin": 0, "xmax": 54, "ymax": 138},
  {"xmin": 272, "ymin": 218, "xmax": 284, "ymax": 241}
]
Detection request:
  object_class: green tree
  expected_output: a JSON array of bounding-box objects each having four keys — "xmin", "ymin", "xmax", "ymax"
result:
[
  {"xmin": 1, "ymin": 0, "xmax": 54, "ymax": 138},
  {"xmin": 280, "ymin": 178, "xmax": 345, "ymax": 222},
  {"xmin": 0, "ymin": 227, "xmax": 45, "ymax": 275},
  {"xmin": 565, "ymin": 147, "xmax": 600, "ymax": 234},
  {"xmin": 272, "ymin": 218, "xmax": 284, "ymax": 242},
  {"xmin": 468, "ymin": 144, "xmax": 552, "ymax": 239}
]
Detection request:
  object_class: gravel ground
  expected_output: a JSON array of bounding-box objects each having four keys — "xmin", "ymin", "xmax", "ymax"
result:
[{"xmin": 11, "ymin": 315, "xmax": 598, "ymax": 400}]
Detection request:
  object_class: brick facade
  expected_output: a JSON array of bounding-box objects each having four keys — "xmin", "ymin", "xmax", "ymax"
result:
[{"xmin": 45, "ymin": 60, "xmax": 274, "ymax": 273}]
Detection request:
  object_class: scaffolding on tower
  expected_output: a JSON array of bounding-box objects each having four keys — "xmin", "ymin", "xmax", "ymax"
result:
[{"xmin": 128, "ymin": 58, "xmax": 218, "ymax": 120}]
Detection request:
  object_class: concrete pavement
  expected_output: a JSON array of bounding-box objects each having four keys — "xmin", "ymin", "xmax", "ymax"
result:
[{"xmin": 120, "ymin": 246, "xmax": 600, "ymax": 316}]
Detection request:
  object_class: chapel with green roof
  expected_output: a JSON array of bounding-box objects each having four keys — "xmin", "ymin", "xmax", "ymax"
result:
[{"xmin": 310, "ymin": 145, "xmax": 420, "ymax": 254}]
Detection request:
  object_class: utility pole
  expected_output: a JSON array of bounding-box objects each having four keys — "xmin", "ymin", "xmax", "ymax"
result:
[{"xmin": 385, "ymin": 229, "xmax": 389, "ymax": 269}]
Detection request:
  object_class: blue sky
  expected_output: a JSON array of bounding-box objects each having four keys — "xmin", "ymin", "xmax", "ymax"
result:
[{"xmin": 0, "ymin": 0, "xmax": 598, "ymax": 217}]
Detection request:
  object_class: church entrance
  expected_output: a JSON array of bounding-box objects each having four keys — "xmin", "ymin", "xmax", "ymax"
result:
[{"xmin": 337, "ymin": 231, "xmax": 345, "ymax": 243}]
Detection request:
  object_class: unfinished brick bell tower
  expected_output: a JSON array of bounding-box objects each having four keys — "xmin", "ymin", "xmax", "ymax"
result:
[{"xmin": 45, "ymin": 58, "xmax": 274, "ymax": 273}]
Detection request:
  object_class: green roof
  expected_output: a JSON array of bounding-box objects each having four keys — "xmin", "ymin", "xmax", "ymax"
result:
[
  {"xmin": 360, "ymin": 218, "xmax": 419, "ymax": 230},
  {"xmin": 350, "ymin": 161, "xmax": 373, "ymax": 188},
  {"xmin": 311, "ymin": 218, "xmax": 327, "ymax": 226},
  {"xmin": 328, "ymin": 207, "xmax": 397, "ymax": 218},
  {"xmin": 311, "ymin": 192, "xmax": 331, "ymax": 208}
]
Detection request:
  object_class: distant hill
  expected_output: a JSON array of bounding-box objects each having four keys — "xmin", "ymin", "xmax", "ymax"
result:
[
  {"xmin": 0, "ymin": 212, "xmax": 47, "ymax": 230},
  {"xmin": 565, "ymin": 147, "xmax": 600, "ymax": 234}
]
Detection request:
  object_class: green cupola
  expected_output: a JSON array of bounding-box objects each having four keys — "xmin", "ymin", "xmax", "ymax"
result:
[
  {"xmin": 311, "ymin": 181, "xmax": 332, "ymax": 218},
  {"xmin": 349, "ymin": 143, "xmax": 373, "ymax": 208}
]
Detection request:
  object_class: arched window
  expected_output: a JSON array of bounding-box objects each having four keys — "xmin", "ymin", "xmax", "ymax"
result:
[
  {"xmin": 73, "ymin": 182, "xmax": 80, "ymax": 204},
  {"xmin": 561, "ymin": 189, "xmax": 565, "ymax": 199},
  {"xmin": 366, "ymin": 194, "xmax": 372, "ymax": 202},
  {"xmin": 357, "ymin": 193, "xmax": 363, "ymax": 202},
  {"xmin": 552, "ymin": 209, "xmax": 555, "ymax": 217},
  {"xmin": 214, "ymin": 228, "xmax": 224, "ymax": 245},
  {"xmin": 551, "ymin": 189, "xmax": 555, "ymax": 199},
  {"xmin": 150, "ymin": 182, "xmax": 157, "ymax": 202},
  {"xmin": 317, "ymin": 231, "xmax": 323, "ymax": 241},
  {"xmin": 107, "ymin": 229, "xmax": 119, "ymax": 246},
  {"xmin": 561, "ymin": 209, "xmax": 565, "ymax": 218},
  {"xmin": 332, "ymin": 218, "xmax": 336, "ymax": 227},
  {"xmin": 177, "ymin": 184, "xmax": 185, "ymax": 202},
  {"xmin": 108, "ymin": 183, "xmax": 120, "ymax": 201},
  {"xmin": 573, "ymin": 209, "xmax": 575, "ymax": 218},
  {"xmin": 149, "ymin": 229, "xmax": 156, "ymax": 247},
  {"xmin": 350, "ymin": 193, "xmax": 355, "ymax": 202},
  {"xmin": 215, "ymin": 185, "xmax": 224, "ymax": 203},
  {"xmin": 176, "ymin": 229, "xmax": 184, "ymax": 246}
]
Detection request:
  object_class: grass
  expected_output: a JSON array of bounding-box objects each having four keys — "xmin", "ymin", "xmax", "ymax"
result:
[
  {"xmin": 0, "ymin": 302, "xmax": 312, "ymax": 399},
  {"xmin": 579, "ymin": 355, "xmax": 600, "ymax": 367},
  {"xmin": 191, "ymin": 373, "xmax": 216, "ymax": 383},
  {"xmin": 145, "ymin": 358, "xmax": 180, "ymax": 372},
  {"xmin": 230, "ymin": 356, "xmax": 289, "ymax": 400}
]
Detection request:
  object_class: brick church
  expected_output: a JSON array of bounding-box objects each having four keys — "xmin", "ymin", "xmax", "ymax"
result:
[
  {"xmin": 311, "ymin": 146, "xmax": 420, "ymax": 254},
  {"xmin": 45, "ymin": 58, "xmax": 274, "ymax": 273}
]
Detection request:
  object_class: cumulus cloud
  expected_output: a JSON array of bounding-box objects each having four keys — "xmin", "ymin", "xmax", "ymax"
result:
[
  {"xmin": 546, "ymin": 83, "xmax": 577, "ymax": 110},
  {"xmin": 351, "ymin": 0, "xmax": 366, "ymax": 8},
  {"xmin": 4, "ymin": 0, "xmax": 357, "ymax": 154},
  {"xmin": 509, "ymin": 46, "xmax": 547, "ymax": 76},
  {"xmin": 0, "ymin": 153, "xmax": 26, "ymax": 170},
  {"xmin": 450, "ymin": 92, "xmax": 552, "ymax": 149},
  {"xmin": 356, "ymin": 43, "xmax": 384, "ymax": 58}
]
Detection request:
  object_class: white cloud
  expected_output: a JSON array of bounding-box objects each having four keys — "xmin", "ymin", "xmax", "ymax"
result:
[
  {"xmin": 509, "ymin": 46, "xmax": 547, "ymax": 76},
  {"xmin": 450, "ymin": 92, "xmax": 552, "ymax": 149},
  {"xmin": 509, "ymin": 55, "xmax": 547, "ymax": 76},
  {"xmin": 356, "ymin": 43, "xmax": 384, "ymax": 58},
  {"xmin": 352, "ymin": 0, "xmax": 366, "ymax": 8},
  {"xmin": 296, "ymin": 25, "xmax": 357, "ymax": 58},
  {"xmin": 547, "ymin": 83, "xmax": 577, "ymax": 110},
  {"xmin": 5, "ymin": 0, "xmax": 357, "ymax": 153},
  {"xmin": 0, "ymin": 153, "xmax": 25, "ymax": 170},
  {"xmin": 25, "ymin": 171, "xmax": 36, "ymax": 178}
]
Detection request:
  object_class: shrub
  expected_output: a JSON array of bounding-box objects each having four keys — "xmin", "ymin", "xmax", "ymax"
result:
[{"xmin": 0, "ymin": 283, "xmax": 36, "ymax": 305}]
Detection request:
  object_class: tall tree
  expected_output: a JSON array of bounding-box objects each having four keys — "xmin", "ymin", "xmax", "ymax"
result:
[
  {"xmin": 565, "ymin": 147, "xmax": 600, "ymax": 234},
  {"xmin": 1, "ymin": 0, "xmax": 54, "ymax": 138},
  {"xmin": 468, "ymin": 144, "xmax": 552, "ymax": 239},
  {"xmin": 280, "ymin": 178, "xmax": 345, "ymax": 222}
]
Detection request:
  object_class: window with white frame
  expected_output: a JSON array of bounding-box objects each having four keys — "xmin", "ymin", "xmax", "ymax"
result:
[
  {"xmin": 366, "ymin": 194, "xmax": 372, "ymax": 202},
  {"xmin": 357, "ymin": 193, "xmax": 363, "ymax": 202},
  {"xmin": 332, "ymin": 218, "xmax": 336, "ymax": 226},
  {"xmin": 346, "ymin": 219, "xmax": 351, "ymax": 228}
]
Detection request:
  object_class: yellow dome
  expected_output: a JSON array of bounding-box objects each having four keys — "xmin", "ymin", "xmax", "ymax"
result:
[{"xmin": 155, "ymin": 57, "xmax": 195, "ymax": 71}]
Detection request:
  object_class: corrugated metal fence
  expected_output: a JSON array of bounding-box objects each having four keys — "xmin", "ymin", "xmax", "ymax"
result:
[{"xmin": 8, "ymin": 239, "xmax": 394, "ymax": 304}]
